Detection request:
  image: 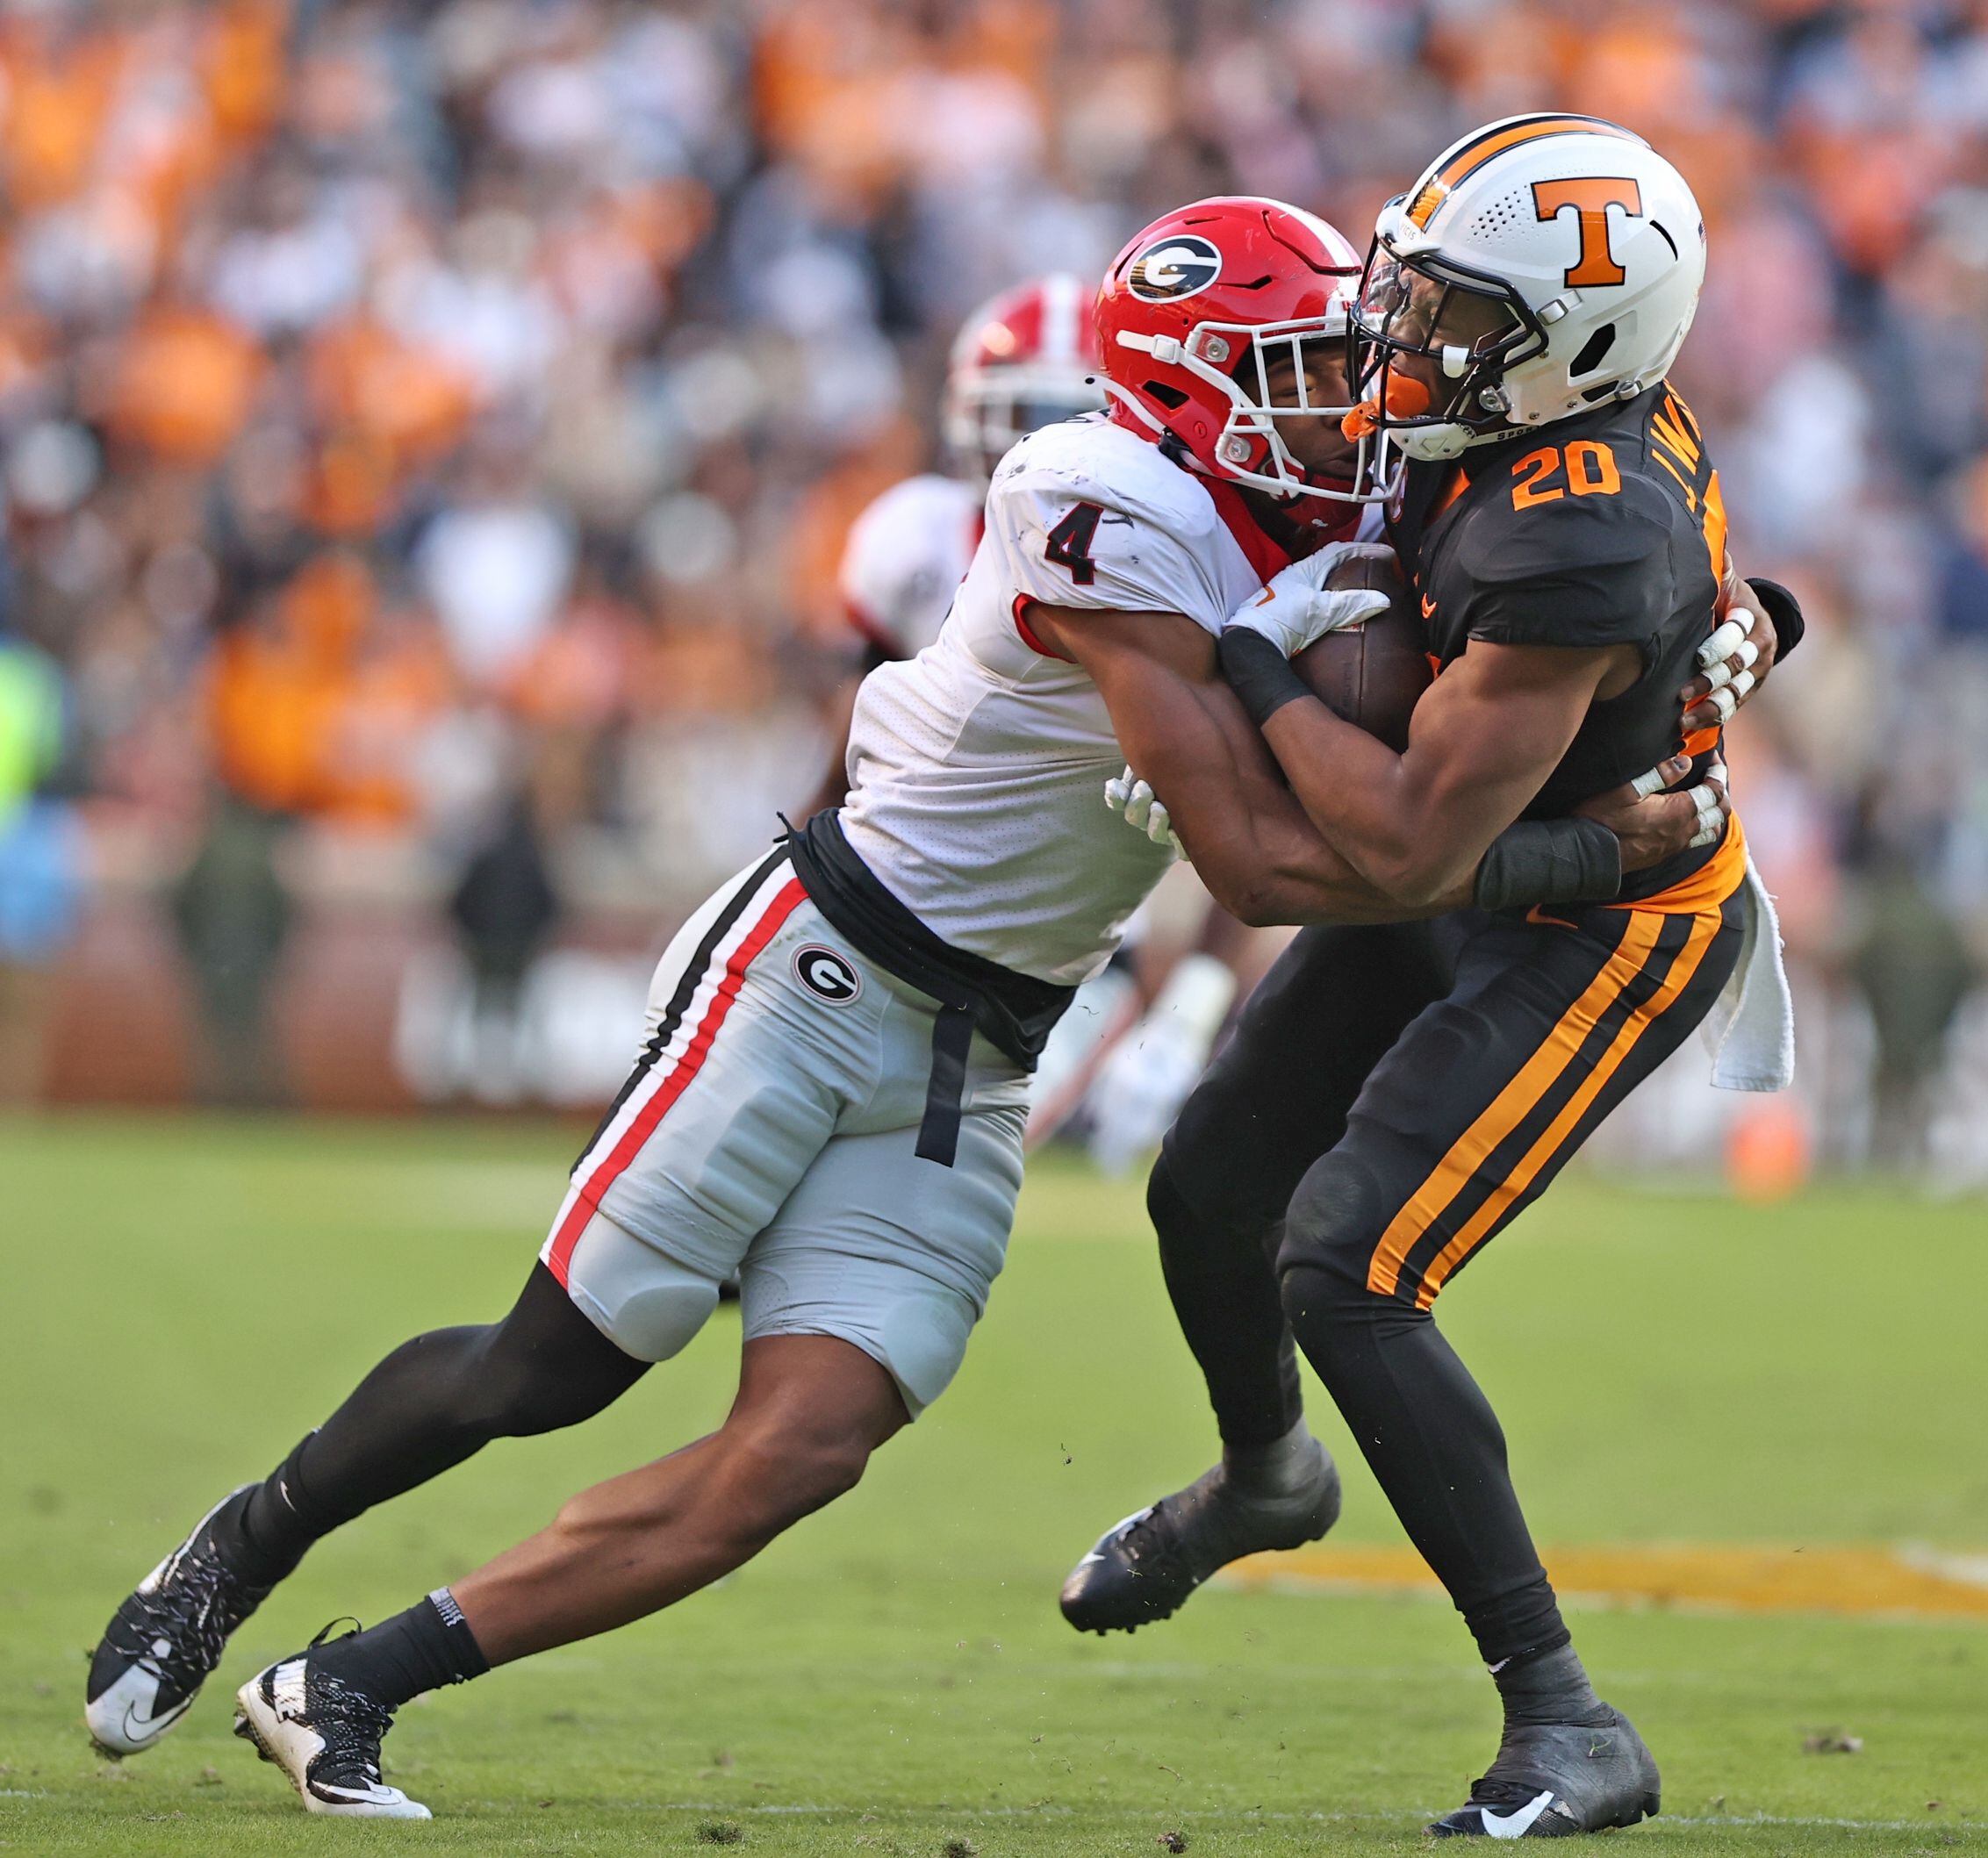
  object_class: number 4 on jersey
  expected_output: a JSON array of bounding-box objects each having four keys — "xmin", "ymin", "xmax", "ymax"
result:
[{"xmin": 1045, "ymin": 501, "xmax": 1104, "ymax": 585}]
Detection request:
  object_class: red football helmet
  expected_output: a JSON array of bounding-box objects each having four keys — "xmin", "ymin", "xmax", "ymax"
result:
[
  {"xmin": 944, "ymin": 273, "xmax": 1105, "ymax": 483},
  {"xmin": 1095, "ymin": 196, "xmax": 1375, "ymax": 503}
]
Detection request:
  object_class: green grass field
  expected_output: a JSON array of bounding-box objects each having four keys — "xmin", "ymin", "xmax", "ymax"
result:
[{"xmin": 3, "ymin": 1114, "xmax": 1984, "ymax": 1856}]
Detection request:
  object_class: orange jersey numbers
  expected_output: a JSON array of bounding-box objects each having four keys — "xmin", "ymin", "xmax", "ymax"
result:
[{"xmin": 1510, "ymin": 440, "xmax": 1621, "ymax": 511}]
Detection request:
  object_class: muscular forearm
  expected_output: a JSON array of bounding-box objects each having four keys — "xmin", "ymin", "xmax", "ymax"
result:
[
  {"xmin": 1192, "ymin": 804, "xmax": 1468, "ymax": 927},
  {"xmin": 1152, "ymin": 670, "xmax": 1468, "ymax": 925},
  {"xmin": 1259, "ymin": 697, "xmax": 1485, "ymax": 905}
]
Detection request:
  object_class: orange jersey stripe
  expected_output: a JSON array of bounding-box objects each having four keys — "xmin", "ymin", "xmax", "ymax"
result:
[
  {"xmin": 1613, "ymin": 811, "xmax": 1747, "ymax": 916},
  {"xmin": 1701, "ymin": 468, "xmax": 1729, "ymax": 585},
  {"xmin": 1411, "ymin": 907, "xmax": 1723, "ymax": 1309},
  {"xmin": 1365, "ymin": 911, "xmax": 1667, "ymax": 1298}
]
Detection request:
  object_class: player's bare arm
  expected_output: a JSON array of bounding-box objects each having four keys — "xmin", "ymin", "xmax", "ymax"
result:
[
  {"xmin": 1025, "ymin": 599, "xmax": 1466, "ymax": 926},
  {"xmin": 1253, "ymin": 633, "xmax": 1640, "ymax": 907}
]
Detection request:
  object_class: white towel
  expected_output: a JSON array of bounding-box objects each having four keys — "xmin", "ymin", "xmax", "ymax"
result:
[{"xmin": 1701, "ymin": 852, "xmax": 1795, "ymax": 1092}]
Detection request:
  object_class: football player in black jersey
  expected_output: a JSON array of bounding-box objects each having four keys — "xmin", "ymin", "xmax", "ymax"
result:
[{"xmin": 1063, "ymin": 117, "xmax": 1803, "ymax": 1840}]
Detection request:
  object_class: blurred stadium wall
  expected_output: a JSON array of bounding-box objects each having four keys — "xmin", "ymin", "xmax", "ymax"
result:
[{"xmin": 2, "ymin": 0, "xmax": 1986, "ymax": 1184}]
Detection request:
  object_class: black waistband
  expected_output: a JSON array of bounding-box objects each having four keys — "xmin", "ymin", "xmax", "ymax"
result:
[{"xmin": 781, "ymin": 809, "xmax": 1075, "ymax": 1166}]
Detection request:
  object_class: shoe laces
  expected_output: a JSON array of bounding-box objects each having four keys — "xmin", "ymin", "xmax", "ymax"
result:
[
  {"xmin": 1114, "ymin": 1502, "xmax": 1190, "ymax": 1576},
  {"xmin": 112, "ymin": 1542, "xmax": 269, "ymax": 1677},
  {"xmin": 306, "ymin": 1671, "xmax": 398, "ymax": 1791}
]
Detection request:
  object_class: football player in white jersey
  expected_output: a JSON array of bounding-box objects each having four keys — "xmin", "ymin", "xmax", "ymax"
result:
[
  {"xmin": 808, "ymin": 278, "xmax": 1258, "ymax": 1168},
  {"xmin": 84, "ymin": 197, "xmax": 1716, "ymax": 1819}
]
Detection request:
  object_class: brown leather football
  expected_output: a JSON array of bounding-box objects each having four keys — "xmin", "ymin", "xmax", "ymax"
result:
[{"xmin": 1292, "ymin": 549, "xmax": 1432, "ymax": 752}]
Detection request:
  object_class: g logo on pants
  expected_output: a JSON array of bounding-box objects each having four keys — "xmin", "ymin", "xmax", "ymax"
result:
[{"xmin": 793, "ymin": 944, "xmax": 862, "ymax": 1005}]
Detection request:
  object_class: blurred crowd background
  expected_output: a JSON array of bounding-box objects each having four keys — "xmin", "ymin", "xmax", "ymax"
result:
[{"xmin": 3, "ymin": 0, "xmax": 1987, "ymax": 1184}]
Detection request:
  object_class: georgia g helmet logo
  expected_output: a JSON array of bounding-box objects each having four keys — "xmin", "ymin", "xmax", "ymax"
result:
[
  {"xmin": 1126, "ymin": 233, "xmax": 1223, "ymax": 303},
  {"xmin": 793, "ymin": 944, "xmax": 862, "ymax": 1005}
]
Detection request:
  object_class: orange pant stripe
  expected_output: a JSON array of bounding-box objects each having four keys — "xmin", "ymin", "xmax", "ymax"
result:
[
  {"xmin": 1411, "ymin": 907, "xmax": 1724, "ymax": 1309},
  {"xmin": 1365, "ymin": 912, "xmax": 1666, "ymax": 1298}
]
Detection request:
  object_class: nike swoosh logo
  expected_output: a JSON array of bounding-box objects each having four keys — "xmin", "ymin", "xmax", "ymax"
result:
[
  {"xmin": 1078, "ymin": 1552, "xmax": 1104, "ymax": 1567},
  {"xmin": 121, "ymin": 1694, "xmax": 192, "ymax": 1743},
  {"xmin": 1253, "ymin": 589, "xmax": 1277, "ymax": 606},
  {"xmin": 1421, "ymin": 594, "xmax": 1437, "ymax": 618},
  {"xmin": 1481, "ymin": 1790, "xmax": 1556, "ymax": 1839}
]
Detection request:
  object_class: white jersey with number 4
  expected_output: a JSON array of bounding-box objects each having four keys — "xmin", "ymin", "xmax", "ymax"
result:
[{"xmin": 840, "ymin": 412, "xmax": 1303, "ymax": 986}]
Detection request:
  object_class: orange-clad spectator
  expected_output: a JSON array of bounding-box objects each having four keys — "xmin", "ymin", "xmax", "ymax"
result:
[
  {"xmin": 214, "ymin": 552, "xmax": 449, "ymax": 829},
  {"xmin": 781, "ymin": 416, "xmax": 927, "ymax": 643},
  {"xmin": 105, "ymin": 303, "xmax": 264, "ymax": 468},
  {"xmin": 0, "ymin": 19, "xmax": 125, "ymax": 209},
  {"xmin": 752, "ymin": 1, "xmax": 922, "ymax": 206},
  {"xmin": 305, "ymin": 318, "xmax": 478, "ymax": 466},
  {"xmin": 327, "ymin": 613, "xmax": 454, "ymax": 829},
  {"xmin": 201, "ymin": 0, "xmax": 289, "ymax": 146},
  {"xmin": 300, "ymin": 316, "xmax": 478, "ymax": 535}
]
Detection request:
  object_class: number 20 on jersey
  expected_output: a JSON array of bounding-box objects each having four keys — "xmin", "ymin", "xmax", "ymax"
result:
[{"xmin": 1510, "ymin": 440, "xmax": 1620, "ymax": 511}]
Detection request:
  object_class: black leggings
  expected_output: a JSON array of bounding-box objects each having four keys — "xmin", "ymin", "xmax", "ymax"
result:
[
  {"xmin": 248, "ymin": 1264, "xmax": 647, "ymax": 1557},
  {"xmin": 1157, "ymin": 900, "xmax": 1740, "ymax": 1665}
]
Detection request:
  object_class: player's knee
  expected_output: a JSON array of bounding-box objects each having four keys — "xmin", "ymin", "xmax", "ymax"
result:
[
  {"xmin": 1275, "ymin": 1149, "xmax": 1389, "ymax": 1312},
  {"xmin": 721, "ymin": 1408, "xmax": 876, "ymax": 1526},
  {"xmin": 557, "ymin": 1212, "xmax": 721, "ymax": 1366},
  {"xmin": 456, "ymin": 1333, "xmax": 602, "ymax": 1438},
  {"xmin": 585, "ymin": 1275, "xmax": 719, "ymax": 1366}
]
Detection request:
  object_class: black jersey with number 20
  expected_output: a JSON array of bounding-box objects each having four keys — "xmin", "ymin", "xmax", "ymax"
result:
[{"xmin": 1387, "ymin": 383, "xmax": 1728, "ymax": 901}]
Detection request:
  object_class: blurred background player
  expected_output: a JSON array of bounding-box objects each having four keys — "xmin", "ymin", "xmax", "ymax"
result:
[{"xmin": 806, "ymin": 273, "xmax": 1105, "ymax": 810}]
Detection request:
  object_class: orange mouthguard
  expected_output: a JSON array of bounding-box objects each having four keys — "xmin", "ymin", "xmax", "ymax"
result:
[{"xmin": 1340, "ymin": 374, "xmax": 1432, "ymax": 440}]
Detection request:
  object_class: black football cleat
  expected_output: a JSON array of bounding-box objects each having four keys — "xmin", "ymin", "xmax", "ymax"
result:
[
  {"xmin": 1427, "ymin": 1709, "xmax": 1661, "ymax": 1839},
  {"xmin": 233, "ymin": 1626, "xmax": 430, "ymax": 1819},
  {"xmin": 86, "ymin": 1487, "xmax": 278, "ymax": 1756},
  {"xmin": 1060, "ymin": 1438, "xmax": 1341, "ymax": 1633}
]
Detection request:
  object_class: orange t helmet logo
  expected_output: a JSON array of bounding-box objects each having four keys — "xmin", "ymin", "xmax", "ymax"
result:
[{"xmin": 1531, "ymin": 177, "xmax": 1644, "ymax": 287}]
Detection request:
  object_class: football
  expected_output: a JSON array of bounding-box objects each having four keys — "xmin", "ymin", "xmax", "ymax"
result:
[{"xmin": 1293, "ymin": 549, "xmax": 1432, "ymax": 751}]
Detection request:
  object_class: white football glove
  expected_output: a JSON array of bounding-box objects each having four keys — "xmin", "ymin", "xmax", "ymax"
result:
[
  {"xmin": 1087, "ymin": 954, "xmax": 1239, "ymax": 1175},
  {"xmin": 1104, "ymin": 765, "xmax": 1182, "ymax": 857},
  {"xmin": 1224, "ymin": 540, "xmax": 1398, "ymax": 658}
]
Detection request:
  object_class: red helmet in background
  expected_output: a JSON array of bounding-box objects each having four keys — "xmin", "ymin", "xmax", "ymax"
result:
[
  {"xmin": 1095, "ymin": 197, "xmax": 1375, "ymax": 503},
  {"xmin": 944, "ymin": 273, "xmax": 1105, "ymax": 484}
]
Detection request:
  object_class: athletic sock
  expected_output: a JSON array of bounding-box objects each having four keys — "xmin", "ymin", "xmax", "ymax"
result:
[
  {"xmin": 238, "ymin": 1434, "xmax": 338, "ymax": 1575},
  {"xmin": 204, "ymin": 1481, "xmax": 305, "ymax": 1588},
  {"xmin": 1491, "ymin": 1642, "xmax": 1612, "ymax": 1730},
  {"xmin": 311, "ymin": 1589, "xmax": 490, "ymax": 1710},
  {"xmin": 1222, "ymin": 1418, "xmax": 1324, "ymax": 1499}
]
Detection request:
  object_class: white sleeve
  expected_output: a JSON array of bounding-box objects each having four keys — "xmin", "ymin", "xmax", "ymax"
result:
[
  {"xmin": 836, "ymin": 477, "xmax": 976, "ymax": 656},
  {"xmin": 987, "ymin": 461, "xmax": 1229, "ymax": 635}
]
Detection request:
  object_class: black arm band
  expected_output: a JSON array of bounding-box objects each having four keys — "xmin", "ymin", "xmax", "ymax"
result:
[
  {"xmin": 1217, "ymin": 627, "xmax": 1311, "ymax": 728},
  {"xmin": 1473, "ymin": 816, "xmax": 1622, "ymax": 912},
  {"xmin": 1744, "ymin": 577, "xmax": 1805, "ymax": 663}
]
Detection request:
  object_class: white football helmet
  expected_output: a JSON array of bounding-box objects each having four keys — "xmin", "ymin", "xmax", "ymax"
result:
[{"xmin": 1349, "ymin": 114, "xmax": 1707, "ymax": 464}]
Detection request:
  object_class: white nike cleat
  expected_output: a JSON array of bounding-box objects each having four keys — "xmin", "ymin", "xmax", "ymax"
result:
[
  {"xmin": 233, "ymin": 1636, "xmax": 430, "ymax": 1819},
  {"xmin": 86, "ymin": 1486, "xmax": 279, "ymax": 1756}
]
